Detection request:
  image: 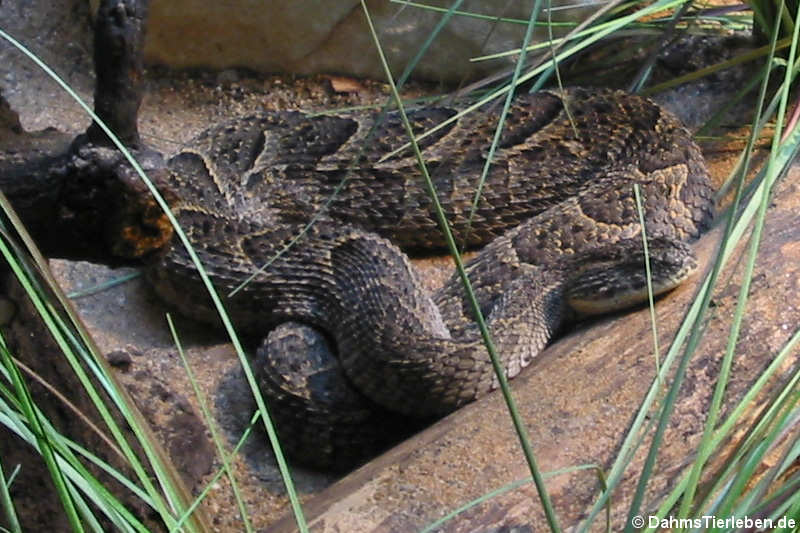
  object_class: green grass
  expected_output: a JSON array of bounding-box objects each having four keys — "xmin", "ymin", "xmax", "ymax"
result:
[
  {"xmin": 2, "ymin": 1, "xmax": 800, "ymax": 531},
  {"xmin": 0, "ymin": 460, "xmax": 21, "ymax": 533}
]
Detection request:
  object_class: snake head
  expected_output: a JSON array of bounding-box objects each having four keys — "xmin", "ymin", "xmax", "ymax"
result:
[{"xmin": 564, "ymin": 238, "xmax": 698, "ymax": 316}]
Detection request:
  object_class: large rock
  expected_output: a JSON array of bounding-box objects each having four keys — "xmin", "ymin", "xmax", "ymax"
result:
[{"xmin": 89, "ymin": 0, "xmax": 593, "ymax": 82}]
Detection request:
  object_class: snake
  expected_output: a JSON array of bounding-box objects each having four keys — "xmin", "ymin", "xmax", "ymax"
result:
[
  {"xmin": 0, "ymin": 0, "xmax": 714, "ymax": 471},
  {"xmin": 106, "ymin": 87, "xmax": 713, "ymax": 469}
]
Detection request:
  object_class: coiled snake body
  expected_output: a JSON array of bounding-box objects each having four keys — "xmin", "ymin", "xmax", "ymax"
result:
[{"xmin": 145, "ymin": 88, "xmax": 713, "ymax": 469}]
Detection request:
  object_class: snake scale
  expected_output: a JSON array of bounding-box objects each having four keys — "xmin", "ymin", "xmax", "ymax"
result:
[{"xmin": 132, "ymin": 87, "xmax": 714, "ymax": 469}]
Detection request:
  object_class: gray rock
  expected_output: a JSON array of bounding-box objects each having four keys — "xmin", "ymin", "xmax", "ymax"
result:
[{"xmin": 90, "ymin": 0, "xmax": 595, "ymax": 82}]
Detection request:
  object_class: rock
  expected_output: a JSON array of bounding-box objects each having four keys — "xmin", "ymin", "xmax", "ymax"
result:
[
  {"xmin": 106, "ymin": 348, "xmax": 133, "ymax": 369},
  {"xmin": 89, "ymin": 0, "xmax": 594, "ymax": 83}
]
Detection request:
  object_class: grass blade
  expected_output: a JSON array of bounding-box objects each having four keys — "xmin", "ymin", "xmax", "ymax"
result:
[
  {"xmin": 360, "ymin": 1, "xmax": 561, "ymax": 530},
  {"xmin": 166, "ymin": 314, "xmax": 253, "ymax": 533},
  {"xmin": 463, "ymin": 0, "xmax": 545, "ymax": 248},
  {"xmin": 0, "ymin": 459, "xmax": 21, "ymax": 533},
  {"xmin": 677, "ymin": 2, "xmax": 796, "ymax": 520},
  {"xmin": 420, "ymin": 464, "xmax": 600, "ymax": 533}
]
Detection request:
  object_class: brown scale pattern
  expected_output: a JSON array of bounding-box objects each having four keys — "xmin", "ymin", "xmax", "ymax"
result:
[{"xmin": 145, "ymin": 87, "xmax": 714, "ymax": 469}]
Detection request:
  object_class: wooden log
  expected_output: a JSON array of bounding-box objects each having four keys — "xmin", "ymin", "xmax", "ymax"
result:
[{"xmin": 270, "ymin": 164, "xmax": 800, "ymax": 531}]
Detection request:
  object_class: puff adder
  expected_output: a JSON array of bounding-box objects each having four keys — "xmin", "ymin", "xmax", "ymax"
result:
[
  {"xmin": 141, "ymin": 87, "xmax": 713, "ymax": 469},
  {"xmin": 0, "ymin": 1, "xmax": 713, "ymax": 471}
]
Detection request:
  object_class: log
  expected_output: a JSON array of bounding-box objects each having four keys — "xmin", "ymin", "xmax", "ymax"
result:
[{"xmin": 270, "ymin": 164, "xmax": 800, "ymax": 531}]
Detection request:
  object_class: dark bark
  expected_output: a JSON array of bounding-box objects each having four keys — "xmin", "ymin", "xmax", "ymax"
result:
[
  {"xmin": 0, "ymin": 0, "xmax": 173, "ymax": 266},
  {"xmin": 85, "ymin": 0, "xmax": 149, "ymax": 148}
]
